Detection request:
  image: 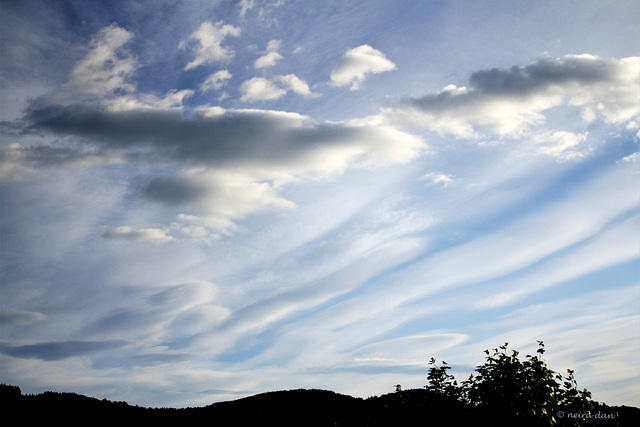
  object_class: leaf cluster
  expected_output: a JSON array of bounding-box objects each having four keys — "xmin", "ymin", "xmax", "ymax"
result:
[{"xmin": 426, "ymin": 341, "xmax": 596, "ymax": 425}]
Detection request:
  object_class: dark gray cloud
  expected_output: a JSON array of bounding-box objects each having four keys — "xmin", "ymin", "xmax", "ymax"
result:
[
  {"xmin": 141, "ymin": 175, "xmax": 212, "ymax": 206},
  {"xmin": 394, "ymin": 55, "xmax": 639, "ymax": 137},
  {"xmin": 0, "ymin": 340, "xmax": 128, "ymax": 361},
  {"xmin": 467, "ymin": 55, "xmax": 619, "ymax": 95},
  {"xmin": 2, "ymin": 22, "xmax": 425, "ymax": 235},
  {"xmin": 23, "ymin": 103, "xmax": 416, "ymax": 168},
  {"xmin": 15, "ymin": 101, "xmax": 424, "ymax": 226}
]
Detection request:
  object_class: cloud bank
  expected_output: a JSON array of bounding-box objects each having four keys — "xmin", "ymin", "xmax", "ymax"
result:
[
  {"xmin": 8, "ymin": 25, "xmax": 424, "ymax": 238},
  {"xmin": 390, "ymin": 54, "xmax": 639, "ymax": 138}
]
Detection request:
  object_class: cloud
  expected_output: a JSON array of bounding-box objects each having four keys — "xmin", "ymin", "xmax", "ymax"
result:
[
  {"xmin": 240, "ymin": 74, "xmax": 316, "ymax": 101},
  {"xmin": 390, "ymin": 55, "xmax": 640, "ymax": 138},
  {"xmin": 140, "ymin": 169, "xmax": 295, "ymax": 219},
  {"xmin": 173, "ymin": 213, "xmax": 238, "ymax": 239},
  {"xmin": 21, "ymin": 91, "xmax": 423, "ymax": 234},
  {"xmin": 421, "ymin": 172, "xmax": 455, "ymax": 186},
  {"xmin": 0, "ymin": 309, "xmax": 47, "ymax": 327},
  {"xmin": 0, "ymin": 143, "xmax": 126, "ymax": 182},
  {"xmin": 102, "ymin": 226, "xmax": 174, "ymax": 243},
  {"xmin": 254, "ymin": 39, "xmax": 283, "ymax": 69},
  {"xmin": 200, "ymin": 70, "xmax": 232, "ymax": 92},
  {"xmin": 238, "ymin": 0, "xmax": 255, "ymax": 17},
  {"xmin": 330, "ymin": 45, "xmax": 397, "ymax": 90},
  {"xmin": 352, "ymin": 334, "xmax": 468, "ymax": 366},
  {"xmin": 240, "ymin": 77, "xmax": 287, "ymax": 101},
  {"xmin": 25, "ymin": 104, "xmax": 424, "ymax": 173},
  {"xmin": 5, "ymin": 24, "xmax": 419, "ymax": 238},
  {"xmin": 528, "ymin": 130, "xmax": 589, "ymax": 161},
  {"xmin": 181, "ymin": 21, "xmax": 241, "ymax": 70},
  {"xmin": 40, "ymin": 24, "xmax": 137, "ymax": 104},
  {"xmin": 0, "ymin": 340, "xmax": 128, "ymax": 361},
  {"xmin": 105, "ymin": 89, "xmax": 194, "ymax": 111},
  {"xmin": 254, "ymin": 51, "xmax": 282, "ymax": 69},
  {"xmin": 79, "ymin": 281, "xmax": 228, "ymax": 342},
  {"xmin": 275, "ymin": 74, "xmax": 316, "ymax": 97}
]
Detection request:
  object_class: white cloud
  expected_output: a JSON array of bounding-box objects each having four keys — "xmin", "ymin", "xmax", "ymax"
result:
[
  {"xmin": 353, "ymin": 334, "xmax": 467, "ymax": 365},
  {"xmin": 621, "ymin": 151, "xmax": 640, "ymax": 163},
  {"xmin": 102, "ymin": 226, "xmax": 174, "ymax": 243},
  {"xmin": 240, "ymin": 74, "xmax": 316, "ymax": 101},
  {"xmin": 274, "ymin": 74, "xmax": 315, "ymax": 97},
  {"xmin": 529, "ymin": 130, "xmax": 589, "ymax": 161},
  {"xmin": 254, "ymin": 39, "xmax": 283, "ymax": 69},
  {"xmin": 255, "ymin": 51, "xmax": 283, "ymax": 69},
  {"xmin": 240, "ymin": 77, "xmax": 287, "ymax": 101},
  {"xmin": 238, "ymin": 0, "xmax": 255, "ymax": 17},
  {"xmin": 330, "ymin": 45, "xmax": 397, "ymax": 90},
  {"xmin": 104, "ymin": 89, "xmax": 194, "ymax": 111},
  {"xmin": 200, "ymin": 70, "xmax": 233, "ymax": 92},
  {"xmin": 182, "ymin": 21, "xmax": 241, "ymax": 70},
  {"xmin": 41, "ymin": 24, "xmax": 137, "ymax": 104},
  {"xmin": 173, "ymin": 213, "xmax": 239, "ymax": 240},
  {"xmin": 421, "ymin": 172, "xmax": 455, "ymax": 186}
]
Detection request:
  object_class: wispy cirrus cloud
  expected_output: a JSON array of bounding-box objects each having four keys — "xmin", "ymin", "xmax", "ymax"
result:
[{"xmin": 2, "ymin": 2, "xmax": 638, "ymax": 410}]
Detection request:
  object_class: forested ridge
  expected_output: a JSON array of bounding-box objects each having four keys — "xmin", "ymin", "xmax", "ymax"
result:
[{"xmin": 2, "ymin": 342, "xmax": 638, "ymax": 426}]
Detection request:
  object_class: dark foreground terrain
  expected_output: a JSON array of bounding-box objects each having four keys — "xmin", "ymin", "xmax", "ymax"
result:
[{"xmin": 2, "ymin": 384, "xmax": 638, "ymax": 426}]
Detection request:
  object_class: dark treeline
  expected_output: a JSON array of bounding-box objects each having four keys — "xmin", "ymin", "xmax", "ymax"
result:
[{"xmin": 2, "ymin": 342, "xmax": 638, "ymax": 426}]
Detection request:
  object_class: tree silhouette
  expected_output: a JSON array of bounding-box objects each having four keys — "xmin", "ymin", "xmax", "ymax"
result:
[
  {"xmin": 425, "ymin": 357, "xmax": 459, "ymax": 399},
  {"xmin": 425, "ymin": 341, "xmax": 598, "ymax": 426}
]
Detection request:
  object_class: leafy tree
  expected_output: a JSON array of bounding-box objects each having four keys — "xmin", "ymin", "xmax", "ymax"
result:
[
  {"xmin": 425, "ymin": 341, "xmax": 596, "ymax": 425},
  {"xmin": 558, "ymin": 368, "xmax": 595, "ymax": 417},
  {"xmin": 461, "ymin": 341, "xmax": 596, "ymax": 425},
  {"xmin": 425, "ymin": 357, "xmax": 459, "ymax": 399},
  {"xmin": 461, "ymin": 341, "xmax": 561, "ymax": 424}
]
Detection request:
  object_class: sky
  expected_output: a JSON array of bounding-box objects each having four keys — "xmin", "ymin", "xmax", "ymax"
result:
[{"xmin": 0, "ymin": 0, "xmax": 638, "ymax": 409}]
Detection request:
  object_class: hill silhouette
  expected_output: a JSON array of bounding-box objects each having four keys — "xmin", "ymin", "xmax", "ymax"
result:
[
  {"xmin": 2, "ymin": 384, "xmax": 638, "ymax": 426},
  {"xmin": 2, "ymin": 342, "xmax": 638, "ymax": 426}
]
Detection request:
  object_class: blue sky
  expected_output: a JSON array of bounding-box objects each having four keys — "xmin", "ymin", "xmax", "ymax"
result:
[{"xmin": 1, "ymin": 0, "xmax": 638, "ymax": 409}]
